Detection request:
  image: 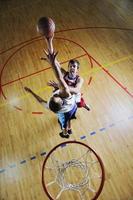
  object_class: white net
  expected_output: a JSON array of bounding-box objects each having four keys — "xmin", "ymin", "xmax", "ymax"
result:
[{"xmin": 42, "ymin": 141, "xmax": 104, "ymax": 200}]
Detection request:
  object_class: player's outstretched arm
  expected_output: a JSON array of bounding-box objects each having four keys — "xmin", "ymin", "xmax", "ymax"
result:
[
  {"xmin": 44, "ymin": 52, "xmax": 70, "ymax": 97},
  {"xmin": 41, "ymin": 37, "xmax": 66, "ymax": 75}
]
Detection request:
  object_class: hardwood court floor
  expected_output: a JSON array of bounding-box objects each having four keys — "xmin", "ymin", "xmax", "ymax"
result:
[{"xmin": 0, "ymin": 0, "xmax": 133, "ymax": 199}]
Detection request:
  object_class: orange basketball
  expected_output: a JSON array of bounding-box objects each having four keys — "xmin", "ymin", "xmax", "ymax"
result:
[{"xmin": 37, "ymin": 17, "xmax": 55, "ymax": 38}]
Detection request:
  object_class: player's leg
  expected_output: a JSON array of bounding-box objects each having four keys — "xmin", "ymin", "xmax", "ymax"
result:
[
  {"xmin": 77, "ymin": 97, "xmax": 90, "ymax": 111},
  {"xmin": 67, "ymin": 120, "xmax": 72, "ymax": 134},
  {"xmin": 57, "ymin": 113, "xmax": 70, "ymax": 138}
]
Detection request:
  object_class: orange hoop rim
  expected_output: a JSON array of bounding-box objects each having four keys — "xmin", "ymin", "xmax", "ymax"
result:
[{"xmin": 42, "ymin": 140, "xmax": 105, "ymax": 200}]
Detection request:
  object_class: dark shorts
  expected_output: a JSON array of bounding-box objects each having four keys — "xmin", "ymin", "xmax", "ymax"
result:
[{"xmin": 57, "ymin": 104, "xmax": 77, "ymax": 129}]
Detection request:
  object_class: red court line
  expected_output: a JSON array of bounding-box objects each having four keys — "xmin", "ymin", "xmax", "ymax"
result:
[
  {"xmin": 55, "ymin": 37, "xmax": 92, "ymax": 65},
  {"xmin": 89, "ymin": 56, "xmax": 93, "ymax": 69},
  {"xmin": 2, "ymin": 66, "xmax": 51, "ymax": 87},
  {"xmin": 0, "ymin": 37, "xmax": 40, "ymax": 55},
  {"xmin": 88, "ymin": 77, "xmax": 92, "ymax": 85},
  {"xmin": 88, "ymin": 55, "xmax": 133, "ymax": 98},
  {"xmin": 87, "ymin": 56, "xmax": 93, "ymax": 85},
  {"xmin": 56, "ymin": 27, "xmax": 133, "ymax": 34},
  {"xmin": 32, "ymin": 112, "xmax": 44, "ymax": 114},
  {"xmin": 0, "ymin": 39, "xmax": 44, "ymax": 99},
  {"xmin": 0, "ymin": 26, "xmax": 133, "ymax": 55}
]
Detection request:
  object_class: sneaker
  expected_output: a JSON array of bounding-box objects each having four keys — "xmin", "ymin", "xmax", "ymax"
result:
[
  {"xmin": 84, "ymin": 104, "xmax": 90, "ymax": 111},
  {"xmin": 59, "ymin": 132, "xmax": 69, "ymax": 138},
  {"xmin": 67, "ymin": 129, "xmax": 72, "ymax": 134},
  {"xmin": 73, "ymin": 116, "xmax": 77, "ymax": 119}
]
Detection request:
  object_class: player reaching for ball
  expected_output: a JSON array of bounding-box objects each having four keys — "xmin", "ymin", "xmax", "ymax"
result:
[{"xmin": 37, "ymin": 17, "xmax": 90, "ymax": 112}]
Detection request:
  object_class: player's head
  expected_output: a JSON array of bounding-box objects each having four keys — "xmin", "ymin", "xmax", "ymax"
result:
[
  {"xmin": 68, "ymin": 59, "xmax": 80, "ymax": 76},
  {"xmin": 49, "ymin": 96, "xmax": 63, "ymax": 113}
]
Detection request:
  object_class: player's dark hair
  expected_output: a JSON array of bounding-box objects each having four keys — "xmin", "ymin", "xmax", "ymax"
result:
[
  {"xmin": 49, "ymin": 97, "xmax": 62, "ymax": 113},
  {"xmin": 68, "ymin": 59, "xmax": 80, "ymax": 69}
]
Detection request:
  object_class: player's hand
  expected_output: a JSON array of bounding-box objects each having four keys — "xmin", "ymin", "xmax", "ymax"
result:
[
  {"xmin": 41, "ymin": 49, "xmax": 58, "ymax": 64},
  {"xmin": 47, "ymin": 80, "xmax": 59, "ymax": 89}
]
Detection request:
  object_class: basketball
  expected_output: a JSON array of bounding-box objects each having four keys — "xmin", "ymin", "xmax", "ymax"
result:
[{"xmin": 37, "ymin": 17, "xmax": 55, "ymax": 38}]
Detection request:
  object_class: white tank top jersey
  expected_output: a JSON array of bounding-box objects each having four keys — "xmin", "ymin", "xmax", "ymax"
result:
[
  {"xmin": 53, "ymin": 90, "xmax": 76, "ymax": 113},
  {"xmin": 41, "ymin": 90, "xmax": 79, "ymax": 113},
  {"xmin": 41, "ymin": 90, "xmax": 76, "ymax": 113},
  {"xmin": 42, "ymin": 90, "xmax": 76, "ymax": 113}
]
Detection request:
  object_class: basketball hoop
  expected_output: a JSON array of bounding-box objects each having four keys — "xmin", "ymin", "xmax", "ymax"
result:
[{"xmin": 42, "ymin": 141, "xmax": 105, "ymax": 200}]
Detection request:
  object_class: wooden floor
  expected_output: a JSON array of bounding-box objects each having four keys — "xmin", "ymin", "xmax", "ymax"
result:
[{"xmin": 0, "ymin": 0, "xmax": 133, "ymax": 199}]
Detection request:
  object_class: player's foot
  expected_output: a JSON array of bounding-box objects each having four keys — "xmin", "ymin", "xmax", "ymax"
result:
[
  {"xmin": 59, "ymin": 132, "xmax": 69, "ymax": 138},
  {"xmin": 84, "ymin": 104, "xmax": 90, "ymax": 111},
  {"xmin": 67, "ymin": 129, "xmax": 72, "ymax": 134}
]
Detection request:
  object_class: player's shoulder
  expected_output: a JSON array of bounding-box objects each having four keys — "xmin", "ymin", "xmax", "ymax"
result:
[{"xmin": 77, "ymin": 76, "xmax": 84, "ymax": 83}]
